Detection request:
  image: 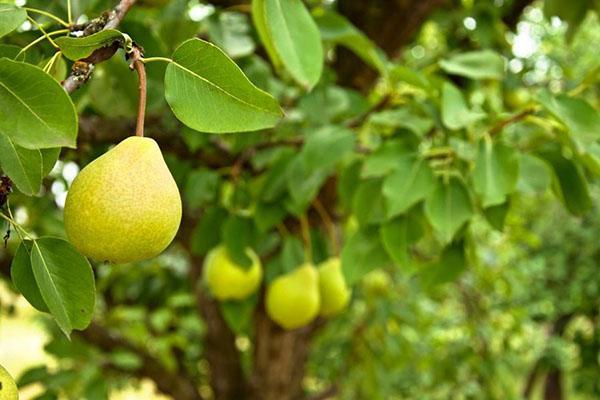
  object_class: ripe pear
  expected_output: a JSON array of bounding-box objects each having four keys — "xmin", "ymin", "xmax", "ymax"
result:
[
  {"xmin": 266, "ymin": 263, "xmax": 320, "ymax": 330},
  {"xmin": 0, "ymin": 364, "xmax": 18, "ymax": 400},
  {"xmin": 362, "ymin": 268, "xmax": 392, "ymax": 297},
  {"xmin": 64, "ymin": 137, "xmax": 182, "ymax": 264},
  {"xmin": 318, "ymin": 258, "xmax": 351, "ymax": 317},
  {"xmin": 203, "ymin": 245, "xmax": 262, "ymax": 300}
]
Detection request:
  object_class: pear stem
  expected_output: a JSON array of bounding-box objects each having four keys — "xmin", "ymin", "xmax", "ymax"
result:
[
  {"xmin": 131, "ymin": 46, "xmax": 147, "ymax": 137},
  {"xmin": 299, "ymin": 214, "xmax": 312, "ymax": 263}
]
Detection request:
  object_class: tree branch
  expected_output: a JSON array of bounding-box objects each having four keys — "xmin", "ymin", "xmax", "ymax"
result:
[
  {"xmin": 62, "ymin": 0, "xmax": 138, "ymax": 93},
  {"xmin": 77, "ymin": 322, "xmax": 203, "ymax": 400}
]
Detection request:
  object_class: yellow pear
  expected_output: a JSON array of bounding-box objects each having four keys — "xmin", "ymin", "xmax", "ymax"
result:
[
  {"xmin": 266, "ymin": 263, "xmax": 320, "ymax": 330},
  {"xmin": 0, "ymin": 364, "xmax": 18, "ymax": 400},
  {"xmin": 362, "ymin": 268, "xmax": 392, "ymax": 296},
  {"xmin": 203, "ymin": 245, "xmax": 262, "ymax": 300},
  {"xmin": 318, "ymin": 258, "xmax": 351, "ymax": 317},
  {"xmin": 64, "ymin": 137, "xmax": 181, "ymax": 263}
]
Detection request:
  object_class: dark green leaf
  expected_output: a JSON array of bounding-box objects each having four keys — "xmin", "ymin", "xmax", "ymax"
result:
[
  {"xmin": 353, "ymin": 179, "xmax": 386, "ymax": 226},
  {"xmin": 222, "ymin": 216, "xmax": 255, "ymax": 268},
  {"xmin": 341, "ymin": 227, "xmax": 390, "ymax": 285},
  {"xmin": 380, "ymin": 214, "xmax": 423, "ymax": 272},
  {"xmin": 11, "ymin": 241, "xmax": 49, "ymax": 312},
  {"xmin": 420, "ymin": 241, "xmax": 467, "ymax": 287},
  {"xmin": 472, "ymin": 140, "xmax": 519, "ymax": 207},
  {"xmin": 0, "ymin": 134, "xmax": 42, "ymax": 195},
  {"xmin": 424, "ymin": 177, "xmax": 473, "ymax": 244},
  {"xmin": 190, "ymin": 207, "xmax": 227, "ymax": 256},
  {"xmin": 0, "ymin": 4, "xmax": 27, "ymax": 38},
  {"xmin": 382, "ymin": 155, "xmax": 435, "ymax": 217},
  {"xmin": 55, "ymin": 30, "xmax": 124, "ymax": 61}
]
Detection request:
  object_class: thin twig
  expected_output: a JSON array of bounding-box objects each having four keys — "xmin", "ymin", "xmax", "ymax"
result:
[
  {"xmin": 312, "ymin": 198, "xmax": 339, "ymax": 256},
  {"xmin": 489, "ymin": 107, "xmax": 536, "ymax": 137},
  {"xmin": 299, "ymin": 214, "xmax": 312, "ymax": 263}
]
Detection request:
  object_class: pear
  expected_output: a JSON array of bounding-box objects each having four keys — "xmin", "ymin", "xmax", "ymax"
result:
[
  {"xmin": 64, "ymin": 137, "xmax": 182, "ymax": 264},
  {"xmin": 318, "ymin": 258, "xmax": 351, "ymax": 317},
  {"xmin": 362, "ymin": 268, "xmax": 392, "ymax": 297},
  {"xmin": 203, "ymin": 245, "xmax": 262, "ymax": 300},
  {"xmin": 0, "ymin": 364, "xmax": 18, "ymax": 400},
  {"xmin": 266, "ymin": 263, "xmax": 320, "ymax": 330}
]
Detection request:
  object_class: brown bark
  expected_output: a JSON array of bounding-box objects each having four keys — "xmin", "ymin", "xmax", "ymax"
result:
[
  {"xmin": 334, "ymin": 0, "xmax": 448, "ymax": 91},
  {"xmin": 248, "ymin": 298, "xmax": 318, "ymax": 400}
]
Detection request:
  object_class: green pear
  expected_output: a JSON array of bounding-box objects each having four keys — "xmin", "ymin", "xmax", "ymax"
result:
[
  {"xmin": 266, "ymin": 263, "xmax": 320, "ymax": 330},
  {"xmin": 318, "ymin": 258, "xmax": 351, "ymax": 317},
  {"xmin": 64, "ymin": 137, "xmax": 182, "ymax": 264},
  {"xmin": 0, "ymin": 364, "xmax": 18, "ymax": 400},
  {"xmin": 203, "ymin": 245, "xmax": 262, "ymax": 300},
  {"xmin": 362, "ymin": 268, "xmax": 392, "ymax": 296}
]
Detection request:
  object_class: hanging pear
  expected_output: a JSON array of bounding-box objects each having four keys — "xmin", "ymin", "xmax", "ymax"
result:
[
  {"xmin": 0, "ymin": 364, "xmax": 18, "ymax": 400},
  {"xmin": 64, "ymin": 137, "xmax": 182, "ymax": 264},
  {"xmin": 204, "ymin": 245, "xmax": 262, "ymax": 300},
  {"xmin": 266, "ymin": 263, "xmax": 320, "ymax": 330},
  {"xmin": 318, "ymin": 258, "xmax": 351, "ymax": 317}
]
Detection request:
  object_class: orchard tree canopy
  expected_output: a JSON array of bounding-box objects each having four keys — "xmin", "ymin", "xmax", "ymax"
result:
[{"xmin": 0, "ymin": 0, "xmax": 599, "ymax": 399}]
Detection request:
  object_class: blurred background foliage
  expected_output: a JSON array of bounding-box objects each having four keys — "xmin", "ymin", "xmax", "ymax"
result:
[{"xmin": 0, "ymin": 0, "xmax": 599, "ymax": 399}]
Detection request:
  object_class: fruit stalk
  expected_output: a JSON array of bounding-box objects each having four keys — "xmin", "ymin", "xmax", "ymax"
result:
[{"xmin": 131, "ymin": 46, "xmax": 147, "ymax": 137}]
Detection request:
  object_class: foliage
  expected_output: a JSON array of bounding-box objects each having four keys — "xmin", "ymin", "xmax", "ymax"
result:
[{"xmin": 0, "ymin": 0, "xmax": 598, "ymax": 399}]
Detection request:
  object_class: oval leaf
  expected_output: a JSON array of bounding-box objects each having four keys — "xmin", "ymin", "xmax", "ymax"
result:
[
  {"xmin": 11, "ymin": 241, "xmax": 49, "ymax": 312},
  {"xmin": 0, "ymin": 4, "xmax": 27, "ymax": 38},
  {"xmin": 472, "ymin": 139, "xmax": 519, "ymax": 207},
  {"xmin": 30, "ymin": 238, "xmax": 95, "ymax": 337},
  {"xmin": 164, "ymin": 38, "xmax": 282, "ymax": 133},
  {"xmin": 0, "ymin": 58, "xmax": 77, "ymax": 149},
  {"xmin": 55, "ymin": 30, "xmax": 125, "ymax": 61},
  {"xmin": 0, "ymin": 134, "xmax": 42, "ymax": 195},
  {"xmin": 382, "ymin": 155, "xmax": 435, "ymax": 217},
  {"xmin": 253, "ymin": 0, "xmax": 323, "ymax": 88},
  {"xmin": 440, "ymin": 50, "xmax": 504, "ymax": 80},
  {"xmin": 424, "ymin": 177, "xmax": 473, "ymax": 244}
]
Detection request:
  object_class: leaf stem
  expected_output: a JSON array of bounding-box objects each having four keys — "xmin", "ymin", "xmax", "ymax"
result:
[
  {"xmin": 27, "ymin": 16, "xmax": 60, "ymax": 49},
  {"xmin": 299, "ymin": 214, "xmax": 312, "ymax": 263},
  {"xmin": 0, "ymin": 212, "xmax": 32, "ymax": 240},
  {"xmin": 140, "ymin": 57, "xmax": 173, "ymax": 64},
  {"xmin": 43, "ymin": 51, "xmax": 62, "ymax": 74},
  {"xmin": 24, "ymin": 7, "xmax": 70, "ymax": 27},
  {"xmin": 16, "ymin": 29, "xmax": 69, "ymax": 57},
  {"xmin": 67, "ymin": 0, "xmax": 73, "ymax": 24}
]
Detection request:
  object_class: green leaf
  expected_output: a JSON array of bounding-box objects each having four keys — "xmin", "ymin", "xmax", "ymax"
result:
[
  {"xmin": 11, "ymin": 241, "xmax": 49, "ymax": 312},
  {"xmin": 484, "ymin": 201, "xmax": 510, "ymax": 231},
  {"xmin": 517, "ymin": 153, "xmax": 552, "ymax": 194},
  {"xmin": 164, "ymin": 38, "xmax": 282, "ymax": 133},
  {"xmin": 0, "ymin": 44, "xmax": 23, "ymax": 60},
  {"xmin": 341, "ymin": 227, "xmax": 390, "ymax": 285},
  {"xmin": 286, "ymin": 155, "xmax": 329, "ymax": 214},
  {"xmin": 0, "ymin": 58, "xmax": 77, "ymax": 149},
  {"xmin": 352, "ymin": 179, "xmax": 386, "ymax": 226},
  {"xmin": 368, "ymin": 108, "xmax": 433, "ymax": 137},
  {"xmin": 184, "ymin": 168, "xmax": 219, "ymax": 210},
  {"xmin": 440, "ymin": 50, "xmax": 504, "ymax": 80},
  {"xmin": 220, "ymin": 297, "xmax": 257, "ymax": 334},
  {"xmin": 0, "ymin": 4, "xmax": 27, "ymax": 38},
  {"xmin": 41, "ymin": 148, "xmax": 61, "ymax": 176},
  {"xmin": 382, "ymin": 155, "xmax": 435, "ymax": 217},
  {"xmin": 361, "ymin": 140, "xmax": 413, "ymax": 178},
  {"xmin": 302, "ymin": 125, "xmax": 355, "ymax": 173},
  {"xmin": 207, "ymin": 11, "xmax": 255, "ymax": 59},
  {"xmin": 0, "ymin": 134, "xmax": 42, "ymax": 195},
  {"xmin": 314, "ymin": 10, "xmax": 387, "ymax": 74},
  {"xmin": 55, "ymin": 30, "xmax": 125, "ymax": 61},
  {"xmin": 222, "ymin": 216, "xmax": 255, "ymax": 268},
  {"xmin": 441, "ymin": 82, "xmax": 485, "ymax": 130},
  {"xmin": 424, "ymin": 177, "xmax": 473, "ymax": 244},
  {"xmin": 190, "ymin": 207, "xmax": 227, "ymax": 256},
  {"xmin": 420, "ymin": 241, "xmax": 467, "ymax": 287},
  {"xmin": 30, "ymin": 238, "xmax": 95, "ymax": 337},
  {"xmin": 253, "ymin": 0, "xmax": 323, "ymax": 89},
  {"xmin": 538, "ymin": 147, "xmax": 592, "ymax": 216},
  {"xmin": 537, "ymin": 90, "xmax": 600, "ymax": 151},
  {"xmin": 472, "ymin": 140, "xmax": 519, "ymax": 207},
  {"xmin": 380, "ymin": 214, "xmax": 423, "ymax": 272}
]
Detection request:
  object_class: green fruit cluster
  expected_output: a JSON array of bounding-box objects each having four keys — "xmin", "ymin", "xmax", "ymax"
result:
[
  {"xmin": 0, "ymin": 364, "xmax": 18, "ymax": 400},
  {"xmin": 203, "ymin": 246, "xmax": 352, "ymax": 330}
]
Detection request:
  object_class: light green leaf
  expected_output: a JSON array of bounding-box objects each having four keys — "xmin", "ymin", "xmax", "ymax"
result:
[
  {"xmin": 41, "ymin": 148, "xmax": 61, "ymax": 176},
  {"xmin": 361, "ymin": 140, "xmax": 413, "ymax": 178},
  {"xmin": 253, "ymin": 0, "xmax": 323, "ymax": 89},
  {"xmin": 208, "ymin": 12, "xmax": 255, "ymax": 59},
  {"xmin": 164, "ymin": 38, "xmax": 282, "ymax": 133},
  {"xmin": 0, "ymin": 4, "xmax": 27, "ymax": 38},
  {"xmin": 382, "ymin": 155, "xmax": 435, "ymax": 217},
  {"xmin": 11, "ymin": 241, "xmax": 49, "ymax": 313},
  {"xmin": 440, "ymin": 50, "xmax": 504, "ymax": 80},
  {"xmin": 220, "ymin": 297, "xmax": 257, "ymax": 334},
  {"xmin": 517, "ymin": 153, "xmax": 552, "ymax": 194},
  {"xmin": 286, "ymin": 155, "xmax": 329, "ymax": 214},
  {"xmin": 369, "ymin": 108, "xmax": 433, "ymax": 137},
  {"xmin": 302, "ymin": 125, "xmax": 355, "ymax": 173},
  {"xmin": 314, "ymin": 10, "xmax": 387, "ymax": 74},
  {"xmin": 55, "ymin": 30, "xmax": 125, "ymax": 61},
  {"xmin": 538, "ymin": 147, "xmax": 592, "ymax": 216},
  {"xmin": 424, "ymin": 177, "xmax": 473, "ymax": 244},
  {"xmin": 341, "ymin": 227, "xmax": 390, "ymax": 285},
  {"xmin": 30, "ymin": 238, "xmax": 95, "ymax": 337},
  {"xmin": 441, "ymin": 82, "xmax": 485, "ymax": 130},
  {"xmin": 184, "ymin": 168, "xmax": 219, "ymax": 210},
  {"xmin": 537, "ymin": 90, "xmax": 600, "ymax": 151},
  {"xmin": 352, "ymin": 179, "xmax": 386, "ymax": 226},
  {"xmin": 380, "ymin": 215, "xmax": 423, "ymax": 272},
  {"xmin": 0, "ymin": 134, "xmax": 42, "ymax": 195},
  {"xmin": 0, "ymin": 58, "xmax": 77, "ymax": 149},
  {"xmin": 472, "ymin": 139, "xmax": 519, "ymax": 207}
]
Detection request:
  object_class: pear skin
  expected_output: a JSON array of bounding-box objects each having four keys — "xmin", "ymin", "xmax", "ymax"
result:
[
  {"xmin": 266, "ymin": 264, "xmax": 320, "ymax": 330},
  {"xmin": 64, "ymin": 137, "xmax": 182, "ymax": 263},
  {"xmin": 0, "ymin": 364, "xmax": 18, "ymax": 400},
  {"xmin": 318, "ymin": 258, "xmax": 351, "ymax": 317},
  {"xmin": 204, "ymin": 245, "xmax": 262, "ymax": 300}
]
